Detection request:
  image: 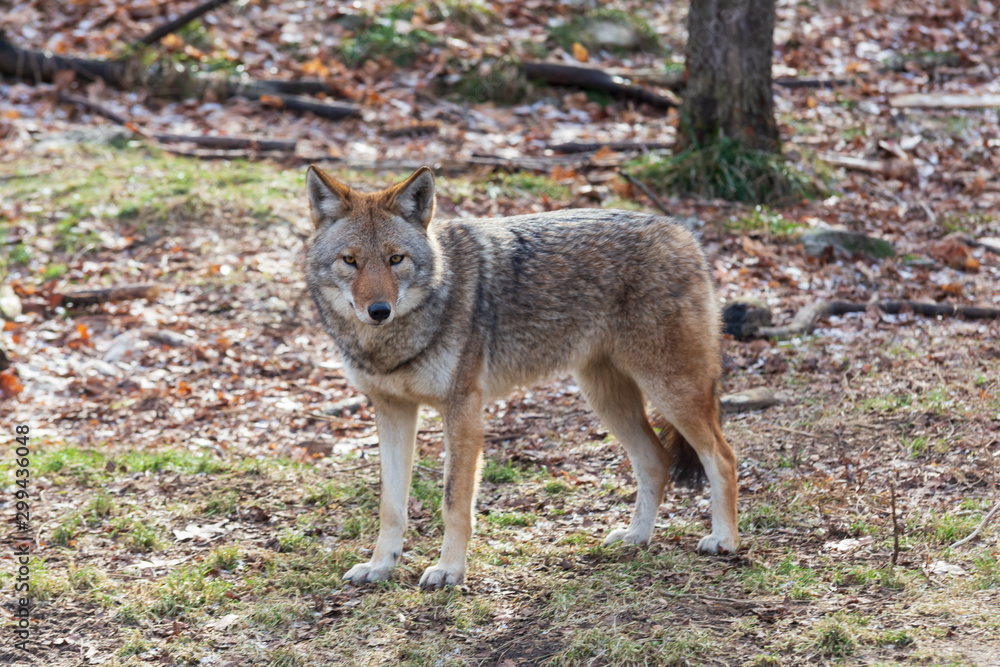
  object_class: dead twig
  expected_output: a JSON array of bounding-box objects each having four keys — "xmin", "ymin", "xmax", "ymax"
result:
[
  {"xmin": 59, "ymin": 285, "xmax": 162, "ymax": 308},
  {"xmin": 619, "ymin": 169, "xmax": 672, "ymax": 216},
  {"xmin": 134, "ymin": 0, "xmax": 234, "ymax": 48},
  {"xmin": 890, "ymin": 480, "xmax": 900, "ymax": 566},
  {"xmin": 949, "ymin": 500, "xmax": 1000, "ymax": 549},
  {"xmin": 305, "ymin": 412, "xmax": 374, "ymax": 427}
]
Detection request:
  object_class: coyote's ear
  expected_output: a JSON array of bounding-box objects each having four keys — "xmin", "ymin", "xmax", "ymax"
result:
[
  {"xmin": 386, "ymin": 166, "xmax": 435, "ymax": 228},
  {"xmin": 306, "ymin": 165, "xmax": 352, "ymax": 226}
]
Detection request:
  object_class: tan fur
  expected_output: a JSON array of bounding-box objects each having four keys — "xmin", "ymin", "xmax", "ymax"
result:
[{"xmin": 304, "ymin": 166, "xmax": 740, "ymax": 589}]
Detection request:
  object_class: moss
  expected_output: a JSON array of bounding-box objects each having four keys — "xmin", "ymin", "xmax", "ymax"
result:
[{"xmin": 549, "ymin": 9, "xmax": 661, "ymax": 55}]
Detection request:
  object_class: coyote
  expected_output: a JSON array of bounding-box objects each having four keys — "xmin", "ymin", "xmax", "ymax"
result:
[{"xmin": 304, "ymin": 165, "xmax": 739, "ymax": 589}]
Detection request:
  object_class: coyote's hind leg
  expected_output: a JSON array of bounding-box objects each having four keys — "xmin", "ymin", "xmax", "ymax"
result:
[{"xmin": 575, "ymin": 358, "xmax": 670, "ymax": 546}]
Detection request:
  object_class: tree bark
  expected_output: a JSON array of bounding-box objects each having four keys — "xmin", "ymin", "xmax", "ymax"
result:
[{"xmin": 680, "ymin": 0, "xmax": 778, "ymax": 151}]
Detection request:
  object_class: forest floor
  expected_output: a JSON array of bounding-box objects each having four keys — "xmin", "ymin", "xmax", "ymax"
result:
[{"xmin": 2, "ymin": 0, "xmax": 1000, "ymax": 666}]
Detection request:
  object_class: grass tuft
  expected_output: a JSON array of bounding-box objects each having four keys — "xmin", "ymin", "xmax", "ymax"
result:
[{"xmin": 629, "ymin": 137, "xmax": 821, "ymax": 205}]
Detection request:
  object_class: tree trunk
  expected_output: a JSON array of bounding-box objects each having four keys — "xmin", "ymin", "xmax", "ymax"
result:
[{"xmin": 680, "ymin": 0, "xmax": 778, "ymax": 152}]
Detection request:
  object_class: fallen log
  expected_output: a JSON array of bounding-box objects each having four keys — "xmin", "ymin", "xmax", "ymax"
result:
[
  {"xmin": 0, "ymin": 37, "xmax": 358, "ymax": 119},
  {"xmin": 724, "ymin": 300, "xmax": 1000, "ymax": 340},
  {"xmin": 523, "ymin": 62, "xmax": 678, "ymax": 110}
]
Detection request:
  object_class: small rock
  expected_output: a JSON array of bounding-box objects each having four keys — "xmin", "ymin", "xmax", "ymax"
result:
[
  {"xmin": 0, "ymin": 284, "xmax": 22, "ymax": 321},
  {"xmin": 800, "ymin": 228, "xmax": 895, "ymax": 259}
]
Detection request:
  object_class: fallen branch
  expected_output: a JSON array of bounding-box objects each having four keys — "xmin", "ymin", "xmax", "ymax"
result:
[
  {"xmin": 59, "ymin": 285, "xmax": 162, "ymax": 308},
  {"xmin": 772, "ymin": 75, "xmax": 851, "ymax": 89},
  {"xmin": 726, "ymin": 300, "xmax": 1000, "ymax": 340},
  {"xmin": 819, "ymin": 153, "xmax": 914, "ymax": 178},
  {"xmin": 619, "ymin": 169, "xmax": 671, "ymax": 216},
  {"xmin": 58, "ymin": 93, "xmax": 298, "ymax": 152},
  {"xmin": 607, "ymin": 67, "xmax": 852, "ymax": 91},
  {"xmin": 523, "ymin": 62, "xmax": 678, "ymax": 110},
  {"xmin": 134, "ymin": 0, "xmax": 234, "ymax": 48},
  {"xmin": 948, "ymin": 499, "xmax": 1000, "ymax": 549},
  {"xmin": 548, "ymin": 140, "xmax": 674, "ymax": 154},
  {"xmin": 890, "ymin": 93, "xmax": 1000, "ymax": 109}
]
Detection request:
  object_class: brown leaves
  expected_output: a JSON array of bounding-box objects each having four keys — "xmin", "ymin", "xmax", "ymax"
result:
[{"xmin": 928, "ymin": 238, "xmax": 980, "ymax": 272}]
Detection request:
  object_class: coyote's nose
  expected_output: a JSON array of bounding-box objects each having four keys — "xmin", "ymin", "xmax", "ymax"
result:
[{"xmin": 368, "ymin": 302, "xmax": 392, "ymax": 322}]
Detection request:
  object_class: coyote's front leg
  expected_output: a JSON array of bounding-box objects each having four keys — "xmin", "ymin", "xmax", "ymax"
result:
[
  {"xmin": 342, "ymin": 396, "xmax": 418, "ymax": 584},
  {"xmin": 419, "ymin": 391, "xmax": 483, "ymax": 589}
]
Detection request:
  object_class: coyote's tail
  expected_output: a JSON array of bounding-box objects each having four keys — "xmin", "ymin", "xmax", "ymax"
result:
[{"xmin": 651, "ymin": 379, "xmax": 722, "ymax": 490}]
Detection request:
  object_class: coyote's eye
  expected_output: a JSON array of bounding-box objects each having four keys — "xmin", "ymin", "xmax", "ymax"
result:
[
  {"xmin": 343, "ymin": 255, "xmax": 356, "ymax": 265},
  {"xmin": 389, "ymin": 254, "xmax": 404, "ymax": 265}
]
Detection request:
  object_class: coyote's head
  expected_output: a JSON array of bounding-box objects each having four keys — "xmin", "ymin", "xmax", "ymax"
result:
[{"xmin": 305, "ymin": 165, "xmax": 440, "ymax": 327}]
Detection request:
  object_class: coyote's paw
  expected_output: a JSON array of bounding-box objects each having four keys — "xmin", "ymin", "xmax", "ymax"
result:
[
  {"xmin": 418, "ymin": 565, "xmax": 464, "ymax": 589},
  {"xmin": 697, "ymin": 534, "xmax": 739, "ymax": 555},
  {"xmin": 342, "ymin": 561, "xmax": 394, "ymax": 585},
  {"xmin": 603, "ymin": 527, "xmax": 651, "ymax": 547}
]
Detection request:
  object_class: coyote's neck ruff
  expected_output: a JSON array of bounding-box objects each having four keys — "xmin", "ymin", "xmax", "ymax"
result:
[{"xmin": 304, "ymin": 166, "xmax": 739, "ymax": 589}]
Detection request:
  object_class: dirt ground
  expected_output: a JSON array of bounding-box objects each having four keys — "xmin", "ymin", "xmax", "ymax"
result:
[{"xmin": 0, "ymin": 141, "xmax": 998, "ymax": 666}]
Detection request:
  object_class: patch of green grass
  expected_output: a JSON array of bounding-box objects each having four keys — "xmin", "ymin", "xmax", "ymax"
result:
[
  {"xmin": 304, "ymin": 479, "xmax": 376, "ymax": 509},
  {"xmin": 253, "ymin": 548, "xmax": 354, "ymax": 595},
  {"xmin": 549, "ymin": 8, "xmax": 661, "ymax": 55},
  {"xmin": 203, "ymin": 489, "xmax": 239, "ymax": 517},
  {"xmin": 814, "ymin": 616, "xmax": 857, "ymax": 657},
  {"xmin": 207, "ymin": 545, "xmax": 241, "ymax": 572},
  {"xmin": 267, "ymin": 646, "xmax": 307, "ymax": 667},
  {"xmin": 42, "ymin": 263, "xmax": 68, "ymax": 280},
  {"xmin": 118, "ymin": 630, "xmax": 151, "ymax": 658},
  {"xmin": 549, "ymin": 626, "xmax": 707, "ymax": 666},
  {"xmin": 149, "ymin": 563, "xmax": 232, "ymax": 618},
  {"xmin": 739, "ymin": 503, "xmax": 781, "ymax": 533},
  {"xmin": 340, "ymin": 4, "xmax": 436, "ymax": 66},
  {"xmin": 971, "ymin": 553, "xmax": 1000, "ymax": 589},
  {"xmin": 726, "ymin": 205, "xmax": 803, "ymax": 236},
  {"xmin": 445, "ymin": 55, "xmax": 531, "ymax": 105},
  {"xmin": 919, "ymin": 510, "xmax": 979, "ymax": 545},
  {"xmin": 545, "ymin": 480, "xmax": 572, "ymax": 495},
  {"xmin": 411, "ymin": 474, "xmax": 443, "ymax": 523},
  {"xmin": 120, "ymin": 449, "xmax": 229, "ymax": 475},
  {"xmin": 110, "ymin": 517, "xmax": 164, "ymax": 553},
  {"xmin": 628, "ymin": 137, "xmax": 821, "ymax": 205},
  {"xmin": 858, "ymin": 392, "xmax": 913, "ymax": 413},
  {"xmin": 277, "ymin": 529, "xmax": 313, "ymax": 553},
  {"xmin": 85, "ymin": 490, "xmax": 115, "ymax": 522},
  {"xmin": 482, "ymin": 459, "xmax": 520, "ymax": 484},
  {"xmin": 31, "ymin": 562, "xmax": 69, "ymax": 601},
  {"xmin": 67, "ymin": 564, "xmax": 106, "ymax": 592},
  {"xmin": 249, "ymin": 598, "xmax": 314, "ymax": 628},
  {"xmin": 903, "ymin": 435, "xmax": 929, "ymax": 457},
  {"xmin": 875, "ymin": 628, "xmax": 915, "ymax": 647},
  {"xmin": 490, "ymin": 172, "xmax": 571, "ymax": 200},
  {"xmin": 843, "ymin": 565, "xmax": 906, "ymax": 591},
  {"xmin": 740, "ymin": 557, "xmax": 817, "ymax": 599},
  {"xmin": 52, "ymin": 516, "xmax": 81, "ymax": 547},
  {"xmin": 484, "ymin": 511, "xmax": 536, "ymax": 528},
  {"xmin": 35, "ymin": 446, "xmax": 106, "ymax": 478}
]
